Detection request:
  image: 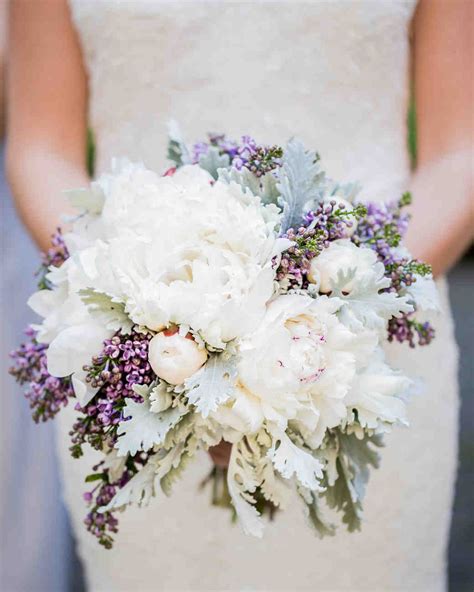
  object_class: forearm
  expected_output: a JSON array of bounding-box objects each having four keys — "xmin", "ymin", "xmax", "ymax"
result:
[
  {"xmin": 405, "ymin": 149, "xmax": 473, "ymax": 277},
  {"xmin": 6, "ymin": 144, "xmax": 88, "ymax": 252}
]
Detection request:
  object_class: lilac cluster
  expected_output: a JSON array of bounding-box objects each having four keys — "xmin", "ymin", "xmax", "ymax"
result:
[
  {"xmin": 84, "ymin": 478, "xmax": 120, "ymax": 550},
  {"xmin": 352, "ymin": 193, "xmax": 430, "ymax": 293},
  {"xmin": 387, "ymin": 317, "xmax": 436, "ymax": 348},
  {"xmin": 277, "ymin": 201, "xmax": 366, "ymax": 289},
  {"xmin": 192, "ymin": 133, "xmax": 283, "ymax": 177},
  {"xmin": 9, "ymin": 327, "xmax": 74, "ymax": 422},
  {"xmin": 83, "ymin": 453, "xmax": 151, "ymax": 548},
  {"xmin": 352, "ymin": 193, "xmax": 435, "ymax": 346},
  {"xmin": 36, "ymin": 229, "xmax": 70, "ymax": 290},
  {"xmin": 69, "ymin": 330, "xmax": 154, "ymax": 458}
]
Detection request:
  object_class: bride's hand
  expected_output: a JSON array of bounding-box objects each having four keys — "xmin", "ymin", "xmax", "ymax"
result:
[{"xmin": 208, "ymin": 441, "xmax": 232, "ymax": 468}]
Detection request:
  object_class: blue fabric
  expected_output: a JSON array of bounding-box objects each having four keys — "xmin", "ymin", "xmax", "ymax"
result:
[{"xmin": 0, "ymin": 144, "xmax": 80, "ymax": 592}]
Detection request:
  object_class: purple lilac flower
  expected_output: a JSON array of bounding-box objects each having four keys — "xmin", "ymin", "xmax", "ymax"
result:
[
  {"xmin": 277, "ymin": 200, "xmax": 366, "ymax": 290},
  {"xmin": 36, "ymin": 228, "xmax": 70, "ymax": 290},
  {"xmin": 388, "ymin": 317, "xmax": 435, "ymax": 348},
  {"xmin": 83, "ymin": 454, "xmax": 150, "ymax": 549},
  {"xmin": 353, "ymin": 193, "xmax": 435, "ymax": 346},
  {"xmin": 9, "ymin": 327, "xmax": 74, "ymax": 422},
  {"xmin": 191, "ymin": 133, "xmax": 283, "ymax": 176},
  {"xmin": 353, "ymin": 197, "xmax": 412, "ymax": 293},
  {"xmin": 69, "ymin": 329, "xmax": 155, "ymax": 457}
]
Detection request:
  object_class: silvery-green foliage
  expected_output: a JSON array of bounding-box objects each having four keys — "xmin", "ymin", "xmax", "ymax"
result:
[
  {"xmin": 324, "ymin": 180, "xmax": 361, "ymax": 203},
  {"xmin": 268, "ymin": 429, "xmax": 324, "ymax": 491},
  {"xmin": 104, "ymin": 444, "xmax": 188, "ymax": 511},
  {"xmin": 162, "ymin": 413, "xmax": 196, "ymax": 449},
  {"xmin": 331, "ymin": 270, "xmax": 413, "ymax": 333},
  {"xmin": 259, "ymin": 455, "xmax": 292, "ymax": 509},
  {"xmin": 218, "ymin": 167, "xmax": 280, "ymax": 205},
  {"xmin": 115, "ymin": 388, "xmax": 184, "ymax": 456},
  {"xmin": 242, "ymin": 434, "xmax": 291, "ymax": 509},
  {"xmin": 79, "ymin": 288, "xmax": 133, "ymax": 334},
  {"xmin": 277, "ymin": 139, "xmax": 325, "ymax": 232},
  {"xmin": 184, "ymin": 354, "xmax": 238, "ymax": 418},
  {"xmin": 102, "ymin": 455, "xmax": 161, "ymax": 511},
  {"xmin": 149, "ymin": 381, "xmax": 173, "ymax": 413},
  {"xmin": 218, "ymin": 166, "xmax": 261, "ymax": 195},
  {"xmin": 260, "ymin": 172, "xmax": 281, "ymax": 204},
  {"xmin": 227, "ymin": 437, "xmax": 264, "ymax": 537},
  {"xmin": 65, "ymin": 185, "xmax": 105, "ymax": 214},
  {"xmin": 325, "ymin": 432, "xmax": 383, "ymax": 531},
  {"xmin": 101, "ymin": 450, "xmax": 127, "ymax": 483},
  {"xmin": 198, "ymin": 146, "xmax": 230, "ymax": 180},
  {"xmin": 167, "ymin": 120, "xmax": 191, "ymax": 166},
  {"xmin": 160, "ymin": 449, "xmax": 193, "ymax": 496},
  {"xmin": 298, "ymin": 487, "xmax": 336, "ymax": 538}
]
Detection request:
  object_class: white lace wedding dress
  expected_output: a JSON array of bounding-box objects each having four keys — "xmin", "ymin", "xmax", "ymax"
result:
[{"xmin": 56, "ymin": 1, "xmax": 459, "ymax": 590}]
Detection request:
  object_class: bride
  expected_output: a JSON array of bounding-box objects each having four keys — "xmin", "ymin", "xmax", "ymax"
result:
[{"xmin": 7, "ymin": 1, "xmax": 472, "ymax": 590}]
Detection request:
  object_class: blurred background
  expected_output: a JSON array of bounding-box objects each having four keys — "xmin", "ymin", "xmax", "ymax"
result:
[{"xmin": 0, "ymin": 3, "xmax": 472, "ymax": 591}]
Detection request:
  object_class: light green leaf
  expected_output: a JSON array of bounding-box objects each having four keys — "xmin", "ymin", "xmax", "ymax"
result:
[
  {"xmin": 333, "ymin": 270, "xmax": 414, "ymax": 333},
  {"xmin": 277, "ymin": 139, "xmax": 325, "ymax": 232},
  {"xmin": 298, "ymin": 487, "xmax": 336, "ymax": 538},
  {"xmin": 78, "ymin": 288, "xmax": 133, "ymax": 334},
  {"xmin": 184, "ymin": 354, "xmax": 238, "ymax": 418},
  {"xmin": 160, "ymin": 449, "xmax": 193, "ymax": 496},
  {"xmin": 65, "ymin": 185, "xmax": 105, "ymax": 214},
  {"xmin": 325, "ymin": 432, "xmax": 383, "ymax": 531},
  {"xmin": 115, "ymin": 395, "xmax": 184, "ymax": 457},
  {"xmin": 167, "ymin": 120, "xmax": 191, "ymax": 166},
  {"xmin": 101, "ymin": 456, "xmax": 160, "ymax": 511},
  {"xmin": 198, "ymin": 146, "xmax": 230, "ymax": 180},
  {"xmin": 268, "ymin": 429, "xmax": 324, "ymax": 491},
  {"xmin": 227, "ymin": 438, "xmax": 264, "ymax": 537},
  {"xmin": 259, "ymin": 456, "xmax": 291, "ymax": 509},
  {"xmin": 218, "ymin": 167, "xmax": 280, "ymax": 205}
]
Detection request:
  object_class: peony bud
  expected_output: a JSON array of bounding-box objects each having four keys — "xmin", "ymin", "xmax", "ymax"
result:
[
  {"xmin": 308, "ymin": 239, "xmax": 378, "ymax": 293},
  {"xmin": 148, "ymin": 331, "xmax": 208, "ymax": 385}
]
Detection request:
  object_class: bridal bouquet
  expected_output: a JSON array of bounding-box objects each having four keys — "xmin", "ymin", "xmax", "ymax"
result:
[{"xmin": 10, "ymin": 125, "xmax": 438, "ymax": 548}]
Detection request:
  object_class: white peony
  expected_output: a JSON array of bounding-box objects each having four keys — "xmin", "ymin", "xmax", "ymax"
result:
[
  {"xmin": 406, "ymin": 274, "xmax": 440, "ymax": 314},
  {"xmin": 61, "ymin": 161, "xmax": 290, "ymax": 349},
  {"xmin": 308, "ymin": 239, "xmax": 383, "ymax": 294},
  {"xmin": 28, "ymin": 160, "xmax": 290, "ymax": 402},
  {"xmin": 308, "ymin": 239, "xmax": 382, "ymax": 293},
  {"xmin": 344, "ymin": 355, "xmax": 411, "ymax": 430},
  {"xmin": 222, "ymin": 294, "xmax": 368, "ymax": 443},
  {"xmin": 148, "ymin": 330, "xmax": 208, "ymax": 385}
]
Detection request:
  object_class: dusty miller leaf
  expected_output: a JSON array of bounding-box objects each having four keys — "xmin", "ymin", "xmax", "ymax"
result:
[
  {"xmin": 79, "ymin": 288, "xmax": 133, "ymax": 334},
  {"xmin": 102, "ymin": 456, "xmax": 160, "ymax": 511},
  {"xmin": 167, "ymin": 120, "xmax": 191, "ymax": 166},
  {"xmin": 227, "ymin": 438, "xmax": 264, "ymax": 537},
  {"xmin": 115, "ymin": 393, "xmax": 184, "ymax": 457},
  {"xmin": 332, "ymin": 269, "xmax": 414, "ymax": 333},
  {"xmin": 65, "ymin": 186, "xmax": 105, "ymax": 214},
  {"xmin": 325, "ymin": 432, "xmax": 383, "ymax": 531},
  {"xmin": 268, "ymin": 429, "xmax": 324, "ymax": 491},
  {"xmin": 160, "ymin": 448, "xmax": 194, "ymax": 496},
  {"xmin": 297, "ymin": 487, "xmax": 336, "ymax": 538},
  {"xmin": 218, "ymin": 167, "xmax": 280, "ymax": 205},
  {"xmin": 184, "ymin": 354, "xmax": 238, "ymax": 418},
  {"xmin": 277, "ymin": 139, "xmax": 325, "ymax": 233},
  {"xmin": 198, "ymin": 146, "xmax": 230, "ymax": 180}
]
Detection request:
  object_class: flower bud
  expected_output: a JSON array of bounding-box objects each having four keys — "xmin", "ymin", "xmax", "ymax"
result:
[
  {"xmin": 148, "ymin": 331, "xmax": 208, "ymax": 385},
  {"xmin": 308, "ymin": 239, "xmax": 378, "ymax": 293}
]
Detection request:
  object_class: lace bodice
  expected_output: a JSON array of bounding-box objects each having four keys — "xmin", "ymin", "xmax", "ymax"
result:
[{"xmin": 69, "ymin": 0, "xmax": 416, "ymax": 202}]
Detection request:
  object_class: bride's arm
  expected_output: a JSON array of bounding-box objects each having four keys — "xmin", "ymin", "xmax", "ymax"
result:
[
  {"xmin": 406, "ymin": 0, "xmax": 473, "ymax": 276},
  {"xmin": 6, "ymin": 0, "xmax": 89, "ymax": 252}
]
